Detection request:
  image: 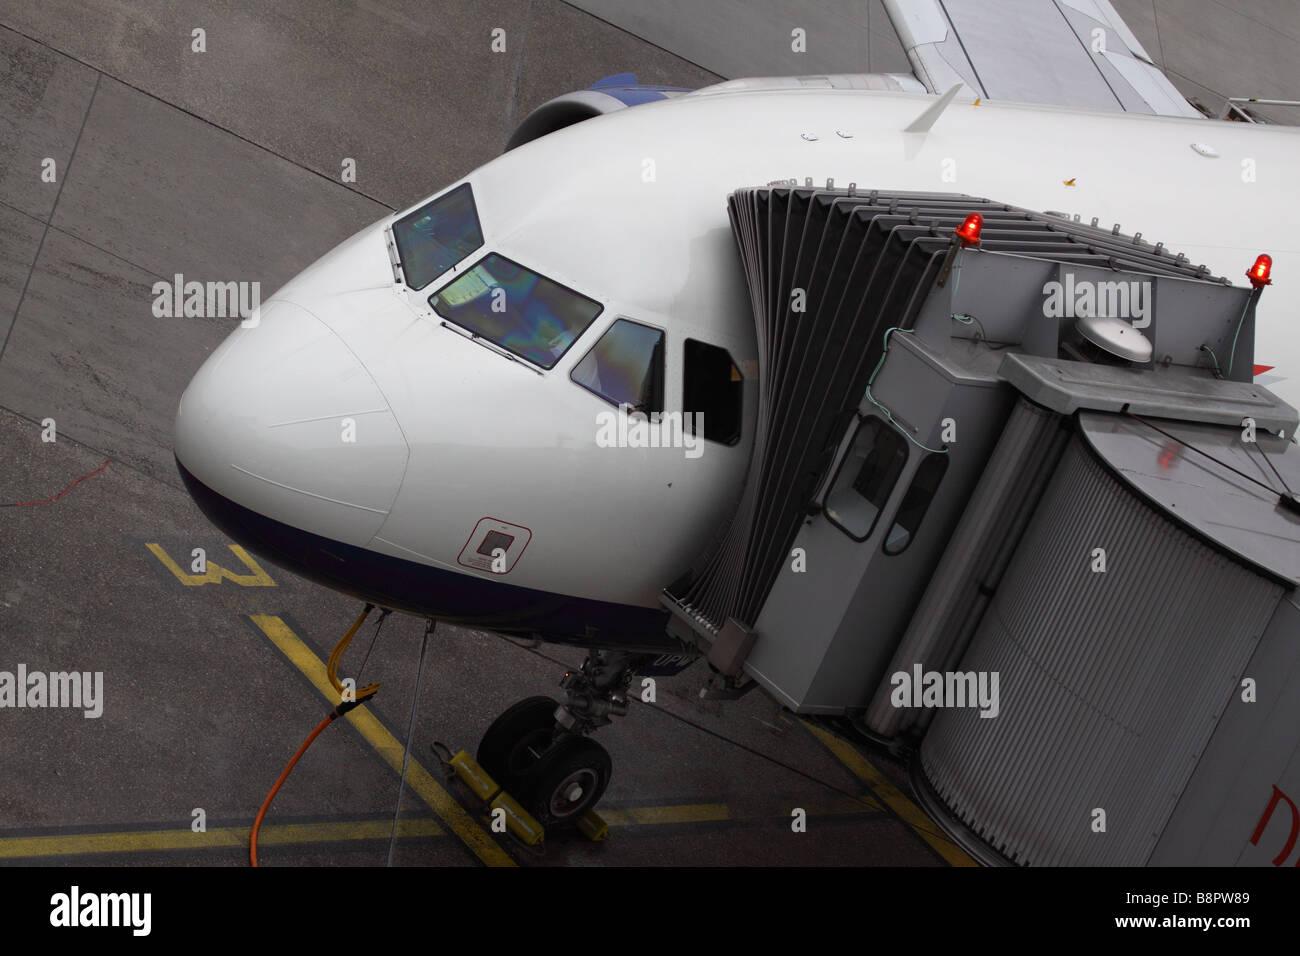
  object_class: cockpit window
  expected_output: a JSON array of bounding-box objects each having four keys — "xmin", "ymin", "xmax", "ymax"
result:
[
  {"xmin": 571, "ymin": 318, "xmax": 664, "ymax": 411},
  {"xmin": 429, "ymin": 253, "xmax": 603, "ymax": 369},
  {"xmin": 391, "ymin": 183, "xmax": 484, "ymax": 290}
]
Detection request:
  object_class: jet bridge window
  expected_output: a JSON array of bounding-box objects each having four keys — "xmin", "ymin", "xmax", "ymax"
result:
[
  {"xmin": 883, "ymin": 452, "xmax": 948, "ymax": 555},
  {"xmin": 825, "ymin": 416, "xmax": 908, "ymax": 542},
  {"xmin": 683, "ymin": 339, "xmax": 743, "ymax": 445},
  {"xmin": 429, "ymin": 253, "xmax": 603, "ymax": 369},
  {"xmin": 571, "ymin": 318, "xmax": 665, "ymax": 411},
  {"xmin": 391, "ymin": 183, "xmax": 485, "ymax": 290}
]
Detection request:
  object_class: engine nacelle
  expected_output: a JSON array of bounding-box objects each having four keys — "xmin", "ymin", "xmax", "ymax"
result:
[
  {"xmin": 506, "ymin": 72, "xmax": 930, "ymax": 150},
  {"xmin": 506, "ymin": 73, "xmax": 688, "ymax": 150}
]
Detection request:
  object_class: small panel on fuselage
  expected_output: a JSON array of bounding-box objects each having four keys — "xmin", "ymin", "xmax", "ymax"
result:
[{"xmin": 457, "ymin": 517, "xmax": 533, "ymax": 573}]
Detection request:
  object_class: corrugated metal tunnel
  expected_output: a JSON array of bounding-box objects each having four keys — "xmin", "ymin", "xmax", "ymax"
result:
[{"xmin": 918, "ymin": 434, "xmax": 1284, "ymax": 866}]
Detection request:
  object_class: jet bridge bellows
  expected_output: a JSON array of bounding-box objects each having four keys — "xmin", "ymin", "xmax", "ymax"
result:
[
  {"xmin": 668, "ymin": 187, "xmax": 953, "ymax": 635},
  {"xmin": 662, "ymin": 185, "xmax": 1300, "ymax": 866}
]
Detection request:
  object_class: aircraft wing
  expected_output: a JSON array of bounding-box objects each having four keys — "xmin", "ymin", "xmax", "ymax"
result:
[
  {"xmin": 882, "ymin": 0, "xmax": 1203, "ymax": 116},
  {"xmin": 566, "ymin": 0, "xmax": 1202, "ymax": 117}
]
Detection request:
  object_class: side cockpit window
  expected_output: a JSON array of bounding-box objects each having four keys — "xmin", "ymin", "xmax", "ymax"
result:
[
  {"xmin": 392, "ymin": 183, "xmax": 484, "ymax": 290},
  {"xmin": 429, "ymin": 253, "xmax": 603, "ymax": 369},
  {"xmin": 684, "ymin": 338, "xmax": 743, "ymax": 445},
  {"xmin": 571, "ymin": 318, "xmax": 665, "ymax": 411}
]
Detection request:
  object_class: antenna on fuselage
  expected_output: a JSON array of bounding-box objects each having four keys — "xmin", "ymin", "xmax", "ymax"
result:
[{"xmin": 904, "ymin": 84, "xmax": 963, "ymax": 134}]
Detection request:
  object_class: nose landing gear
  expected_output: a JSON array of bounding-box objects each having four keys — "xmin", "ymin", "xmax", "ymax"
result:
[{"xmin": 476, "ymin": 650, "xmax": 640, "ymax": 830}]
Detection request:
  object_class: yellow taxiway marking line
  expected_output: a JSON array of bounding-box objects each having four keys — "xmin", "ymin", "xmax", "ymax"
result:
[
  {"xmin": 250, "ymin": 614, "xmax": 515, "ymax": 868},
  {"xmin": 599, "ymin": 797, "xmax": 879, "ymax": 828},
  {"xmin": 801, "ymin": 720, "xmax": 977, "ymax": 867},
  {"xmin": 600, "ymin": 803, "xmax": 731, "ymax": 826},
  {"xmin": 0, "ymin": 798, "xmax": 885, "ymax": 860},
  {"xmin": 0, "ymin": 819, "xmax": 443, "ymax": 860}
]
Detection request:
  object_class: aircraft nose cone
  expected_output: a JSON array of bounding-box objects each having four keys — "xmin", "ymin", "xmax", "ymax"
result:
[{"xmin": 175, "ymin": 299, "xmax": 408, "ymax": 545}]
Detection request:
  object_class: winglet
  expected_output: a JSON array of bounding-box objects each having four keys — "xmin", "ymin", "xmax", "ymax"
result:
[{"xmin": 904, "ymin": 84, "xmax": 962, "ymax": 133}]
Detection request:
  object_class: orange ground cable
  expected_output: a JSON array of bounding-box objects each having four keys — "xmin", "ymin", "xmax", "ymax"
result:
[{"xmin": 250, "ymin": 696, "xmax": 369, "ymax": 867}]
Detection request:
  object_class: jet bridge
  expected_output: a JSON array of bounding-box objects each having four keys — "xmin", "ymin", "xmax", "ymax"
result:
[{"xmin": 662, "ymin": 186, "xmax": 1300, "ymax": 865}]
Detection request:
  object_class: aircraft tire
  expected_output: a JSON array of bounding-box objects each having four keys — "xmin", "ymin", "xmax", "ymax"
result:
[
  {"xmin": 476, "ymin": 695, "xmax": 559, "ymax": 793},
  {"xmin": 518, "ymin": 735, "xmax": 612, "ymax": 828}
]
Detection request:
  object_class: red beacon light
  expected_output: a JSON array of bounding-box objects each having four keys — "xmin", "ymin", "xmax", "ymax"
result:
[
  {"xmin": 1247, "ymin": 253, "xmax": 1272, "ymax": 289},
  {"xmin": 955, "ymin": 213, "xmax": 983, "ymax": 247}
]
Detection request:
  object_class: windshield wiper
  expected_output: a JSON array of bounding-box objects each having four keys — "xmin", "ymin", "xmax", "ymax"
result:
[{"xmin": 436, "ymin": 320, "xmax": 543, "ymax": 376}]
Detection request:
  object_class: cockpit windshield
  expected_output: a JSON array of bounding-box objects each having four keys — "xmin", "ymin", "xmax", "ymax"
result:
[
  {"xmin": 429, "ymin": 253, "xmax": 603, "ymax": 369},
  {"xmin": 391, "ymin": 183, "xmax": 484, "ymax": 290}
]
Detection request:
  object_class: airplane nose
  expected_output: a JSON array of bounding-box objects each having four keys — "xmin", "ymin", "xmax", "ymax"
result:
[{"xmin": 174, "ymin": 299, "xmax": 409, "ymax": 546}]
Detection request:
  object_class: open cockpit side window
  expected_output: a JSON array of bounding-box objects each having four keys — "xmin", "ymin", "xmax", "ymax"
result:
[
  {"xmin": 391, "ymin": 183, "xmax": 485, "ymax": 290},
  {"xmin": 683, "ymin": 338, "xmax": 743, "ymax": 445}
]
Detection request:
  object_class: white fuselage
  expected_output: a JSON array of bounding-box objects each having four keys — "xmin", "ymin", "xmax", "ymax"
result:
[{"xmin": 175, "ymin": 86, "xmax": 1300, "ymax": 633}]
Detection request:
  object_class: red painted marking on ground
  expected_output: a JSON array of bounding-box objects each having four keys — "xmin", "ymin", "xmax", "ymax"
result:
[{"xmin": 6, "ymin": 459, "xmax": 112, "ymax": 507}]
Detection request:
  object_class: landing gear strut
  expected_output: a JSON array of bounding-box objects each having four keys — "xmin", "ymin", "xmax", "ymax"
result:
[{"xmin": 477, "ymin": 650, "xmax": 640, "ymax": 828}]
